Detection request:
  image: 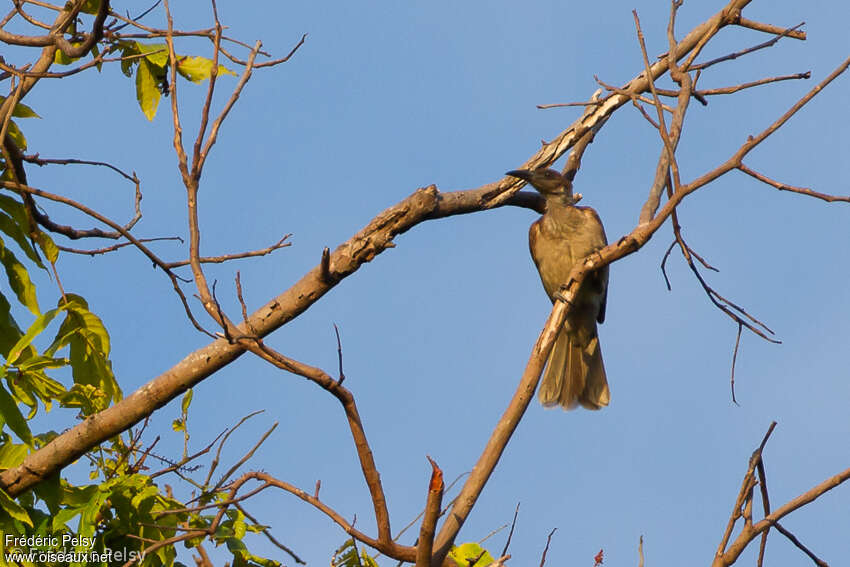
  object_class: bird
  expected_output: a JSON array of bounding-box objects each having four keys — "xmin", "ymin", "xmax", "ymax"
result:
[{"xmin": 506, "ymin": 168, "xmax": 610, "ymax": 410}]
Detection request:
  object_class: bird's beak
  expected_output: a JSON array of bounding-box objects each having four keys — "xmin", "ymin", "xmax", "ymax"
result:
[{"xmin": 506, "ymin": 169, "xmax": 531, "ymax": 181}]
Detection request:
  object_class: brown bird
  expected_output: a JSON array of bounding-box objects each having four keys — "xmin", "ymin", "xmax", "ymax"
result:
[{"xmin": 506, "ymin": 168, "xmax": 610, "ymax": 410}]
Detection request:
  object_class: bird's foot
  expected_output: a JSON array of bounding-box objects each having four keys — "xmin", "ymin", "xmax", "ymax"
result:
[{"xmin": 553, "ymin": 286, "xmax": 575, "ymax": 306}]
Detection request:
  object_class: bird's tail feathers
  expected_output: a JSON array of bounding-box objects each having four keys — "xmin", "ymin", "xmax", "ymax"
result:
[
  {"xmin": 578, "ymin": 336, "xmax": 609, "ymax": 410},
  {"xmin": 538, "ymin": 329, "xmax": 569, "ymax": 407},
  {"xmin": 538, "ymin": 328, "xmax": 609, "ymax": 410}
]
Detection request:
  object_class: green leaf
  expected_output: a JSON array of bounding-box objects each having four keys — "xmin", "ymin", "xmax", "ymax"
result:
[
  {"xmin": 60, "ymin": 484, "xmax": 99, "ymax": 507},
  {"xmin": 130, "ymin": 484, "xmax": 160, "ymax": 510},
  {"xmin": 0, "ymin": 241, "xmax": 39, "ymax": 315},
  {"xmin": 135, "ymin": 59, "xmax": 162, "ymax": 121},
  {"xmin": 181, "ymin": 388, "xmax": 193, "ymax": 415},
  {"xmin": 120, "ymin": 52, "xmax": 135, "ymax": 77},
  {"xmin": 176, "ymin": 56, "xmax": 236, "ymax": 83},
  {"xmin": 80, "ymin": 0, "xmax": 101, "ymax": 15},
  {"xmin": 448, "ymin": 543, "xmax": 496, "ymax": 567},
  {"xmin": 6, "ymin": 120, "xmax": 27, "ymax": 151},
  {"xmin": 90, "ymin": 43, "xmax": 103, "ymax": 72},
  {"xmin": 7, "ymin": 375, "xmax": 37, "ymax": 417},
  {"xmin": 227, "ymin": 508, "xmax": 247, "ymax": 540},
  {"xmin": 226, "ymin": 537, "xmax": 271, "ymax": 566},
  {"xmin": 77, "ymin": 486, "xmax": 110, "ymax": 537},
  {"xmin": 171, "ymin": 418, "xmax": 185, "ymax": 432},
  {"xmin": 0, "ymin": 438, "xmax": 27, "ymax": 468},
  {"xmin": 233, "ymin": 517, "xmax": 247, "ymax": 540},
  {"xmin": 35, "ymin": 232, "xmax": 58, "ymax": 264},
  {"xmin": 0, "ymin": 97, "xmax": 41, "ymax": 119},
  {"xmin": 15, "ymin": 367, "xmax": 68, "ymax": 413},
  {"xmin": 5, "ymin": 308, "xmax": 60, "ymax": 368},
  {"xmin": 360, "ymin": 551, "xmax": 379, "ymax": 567},
  {"xmin": 32, "ymin": 430, "xmax": 58, "ymax": 449},
  {"xmin": 54, "ymin": 48, "xmax": 80, "ymax": 65},
  {"xmin": 12, "ymin": 103, "xmax": 39, "ymax": 119},
  {"xmin": 0, "ymin": 382, "xmax": 32, "ymax": 444},
  {"xmin": 16, "ymin": 355, "xmax": 68, "ymax": 372},
  {"xmin": 32, "ymin": 472, "xmax": 61, "ymax": 513},
  {"xmin": 0, "ymin": 487, "xmax": 32, "ymax": 526},
  {"xmin": 241, "ymin": 553, "xmax": 280, "ymax": 567},
  {"xmin": 0, "ymin": 211, "xmax": 45, "ymax": 269},
  {"xmin": 68, "ymin": 301, "xmax": 119, "ymax": 401},
  {"xmin": 52, "ymin": 505, "xmax": 84, "ymax": 531},
  {"xmin": 0, "ymin": 293, "xmax": 32, "ymax": 372},
  {"xmin": 59, "ymin": 383, "xmax": 108, "ymax": 414},
  {"xmin": 135, "ymin": 42, "xmax": 169, "ymax": 68},
  {"xmin": 332, "ymin": 539, "xmax": 377, "ymax": 567},
  {"xmin": 0, "ymin": 195, "xmax": 33, "ymax": 233},
  {"xmin": 44, "ymin": 295, "xmax": 120, "ymax": 405}
]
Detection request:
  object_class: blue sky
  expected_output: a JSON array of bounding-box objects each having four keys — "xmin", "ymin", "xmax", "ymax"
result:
[{"xmin": 15, "ymin": 1, "xmax": 850, "ymax": 565}]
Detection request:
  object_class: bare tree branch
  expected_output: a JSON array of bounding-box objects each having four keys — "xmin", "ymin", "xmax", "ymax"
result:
[
  {"xmin": 713, "ymin": 423, "xmax": 848, "ymax": 566},
  {"xmin": 415, "ymin": 457, "xmax": 444, "ymax": 567}
]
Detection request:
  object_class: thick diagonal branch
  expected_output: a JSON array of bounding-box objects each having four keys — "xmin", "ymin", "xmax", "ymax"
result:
[{"xmin": 0, "ymin": 0, "xmax": 792, "ymax": 501}]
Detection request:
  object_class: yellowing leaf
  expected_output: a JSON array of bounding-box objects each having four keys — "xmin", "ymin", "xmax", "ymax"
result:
[
  {"xmin": 135, "ymin": 59, "xmax": 161, "ymax": 121},
  {"xmin": 449, "ymin": 543, "xmax": 496, "ymax": 567},
  {"xmin": 35, "ymin": 232, "xmax": 58, "ymax": 264},
  {"xmin": 12, "ymin": 103, "xmax": 39, "ymax": 119},
  {"xmin": 0, "ymin": 97, "xmax": 41, "ymax": 119},
  {"xmin": 54, "ymin": 49, "xmax": 79, "ymax": 65},
  {"xmin": 0, "ymin": 439, "xmax": 27, "ymax": 468},
  {"xmin": 135, "ymin": 42, "xmax": 169, "ymax": 68},
  {"xmin": 181, "ymin": 388, "xmax": 193, "ymax": 414},
  {"xmin": 176, "ymin": 56, "xmax": 236, "ymax": 84}
]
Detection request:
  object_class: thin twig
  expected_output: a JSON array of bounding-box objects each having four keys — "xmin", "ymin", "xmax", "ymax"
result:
[
  {"xmin": 660, "ymin": 239, "xmax": 676, "ymax": 290},
  {"xmin": 653, "ymin": 72, "xmax": 810, "ymax": 105},
  {"xmin": 734, "ymin": 17, "xmax": 806, "ymax": 40},
  {"xmin": 500, "ymin": 502, "xmax": 520, "ymax": 557},
  {"xmin": 538, "ymin": 528, "xmax": 557, "ymax": 567},
  {"xmin": 201, "ymin": 409, "xmax": 265, "ymax": 489},
  {"xmin": 1, "ymin": 177, "xmax": 213, "ymax": 335},
  {"xmin": 691, "ymin": 22, "xmax": 805, "ymax": 71},
  {"xmin": 212, "ymin": 422, "xmax": 278, "ymax": 492},
  {"xmin": 333, "ymin": 322, "xmax": 346, "ymax": 384},
  {"xmin": 738, "ymin": 164, "xmax": 850, "ymax": 203},
  {"xmin": 730, "ymin": 323, "xmax": 743, "ymax": 405},
  {"xmin": 234, "ymin": 502, "xmax": 306, "ymax": 565},
  {"xmin": 164, "ymin": 235, "xmax": 292, "ymax": 268},
  {"xmin": 772, "ymin": 522, "xmax": 830, "ymax": 567},
  {"xmin": 58, "ymin": 237, "xmax": 181, "ymax": 256}
]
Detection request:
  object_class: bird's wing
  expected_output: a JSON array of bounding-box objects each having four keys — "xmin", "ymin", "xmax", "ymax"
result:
[
  {"xmin": 528, "ymin": 218, "xmax": 543, "ymax": 273},
  {"xmin": 597, "ymin": 267, "xmax": 608, "ymax": 324},
  {"xmin": 579, "ymin": 207, "xmax": 609, "ymax": 325}
]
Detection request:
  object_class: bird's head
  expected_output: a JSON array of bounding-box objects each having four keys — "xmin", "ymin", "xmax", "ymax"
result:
[{"xmin": 506, "ymin": 168, "xmax": 572, "ymax": 197}]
